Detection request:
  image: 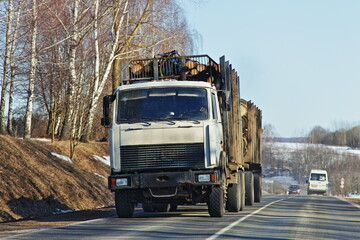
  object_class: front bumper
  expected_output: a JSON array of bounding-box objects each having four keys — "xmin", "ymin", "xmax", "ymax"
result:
[{"xmin": 108, "ymin": 169, "xmax": 221, "ymax": 191}]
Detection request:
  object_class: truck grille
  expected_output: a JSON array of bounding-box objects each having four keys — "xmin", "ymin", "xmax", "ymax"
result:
[{"xmin": 120, "ymin": 143, "xmax": 205, "ymax": 171}]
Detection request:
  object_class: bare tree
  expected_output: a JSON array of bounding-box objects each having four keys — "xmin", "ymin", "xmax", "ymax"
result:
[
  {"xmin": 7, "ymin": 1, "xmax": 22, "ymax": 136},
  {"xmin": 0, "ymin": 0, "xmax": 14, "ymax": 134},
  {"xmin": 23, "ymin": 0, "xmax": 38, "ymax": 139}
]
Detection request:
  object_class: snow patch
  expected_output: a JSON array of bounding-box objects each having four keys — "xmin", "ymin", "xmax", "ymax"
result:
[
  {"xmin": 31, "ymin": 138, "xmax": 51, "ymax": 142},
  {"xmin": 51, "ymin": 152, "xmax": 73, "ymax": 164},
  {"xmin": 93, "ymin": 155, "xmax": 110, "ymax": 166},
  {"xmin": 94, "ymin": 173, "xmax": 106, "ymax": 179},
  {"xmin": 267, "ymin": 142, "xmax": 360, "ymax": 156}
]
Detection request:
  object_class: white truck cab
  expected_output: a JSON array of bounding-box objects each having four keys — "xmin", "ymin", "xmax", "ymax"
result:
[
  {"xmin": 307, "ymin": 169, "xmax": 328, "ymax": 195},
  {"xmin": 109, "ymin": 80, "xmax": 223, "ymax": 173}
]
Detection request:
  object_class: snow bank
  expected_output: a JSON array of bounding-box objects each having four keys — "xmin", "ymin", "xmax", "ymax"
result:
[
  {"xmin": 51, "ymin": 152, "xmax": 73, "ymax": 164},
  {"xmin": 93, "ymin": 155, "xmax": 110, "ymax": 166}
]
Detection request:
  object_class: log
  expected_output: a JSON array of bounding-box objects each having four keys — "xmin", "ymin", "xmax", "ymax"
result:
[
  {"xmin": 190, "ymin": 69, "xmax": 199, "ymax": 75},
  {"xmin": 196, "ymin": 64, "xmax": 206, "ymax": 72},
  {"xmin": 186, "ymin": 60, "xmax": 197, "ymax": 69},
  {"xmin": 131, "ymin": 63, "xmax": 143, "ymax": 75},
  {"xmin": 208, "ymin": 61, "xmax": 220, "ymax": 72}
]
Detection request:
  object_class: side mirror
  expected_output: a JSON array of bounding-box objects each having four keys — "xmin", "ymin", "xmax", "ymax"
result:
[{"xmin": 101, "ymin": 95, "xmax": 115, "ymax": 127}]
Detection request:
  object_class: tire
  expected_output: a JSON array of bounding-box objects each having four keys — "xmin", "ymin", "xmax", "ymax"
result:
[
  {"xmin": 208, "ymin": 186, "xmax": 225, "ymax": 217},
  {"xmin": 227, "ymin": 172, "xmax": 241, "ymax": 212},
  {"xmin": 142, "ymin": 203, "xmax": 155, "ymax": 212},
  {"xmin": 245, "ymin": 171, "xmax": 254, "ymax": 206},
  {"xmin": 254, "ymin": 172, "xmax": 262, "ymax": 203},
  {"xmin": 239, "ymin": 171, "xmax": 245, "ymax": 211},
  {"xmin": 169, "ymin": 204, "xmax": 178, "ymax": 211},
  {"xmin": 115, "ymin": 190, "xmax": 134, "ymax": 218}
]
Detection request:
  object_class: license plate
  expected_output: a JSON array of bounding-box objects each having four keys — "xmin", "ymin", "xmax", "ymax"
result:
[{"xmin": 311, "ymin": 185, "xmax": 317, "ymax": 188}]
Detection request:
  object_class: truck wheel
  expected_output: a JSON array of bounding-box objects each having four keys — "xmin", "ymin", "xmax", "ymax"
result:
[
  {"xmin": 254, "ymin": 172, "xmax": 262, "ymax": 203},
  {"xmin": 142, "ymin": 203, "xmax": 155, "ymax": 212},
  {"xmin": 239, "ymin": 171, "xmax": 245, "ymax": 211},
  {"xmin": 115, "ymin": 190, "xmax": 134, "ymax": 218},
  {"xmin": 227, "ymin": 172, "xmax": 241, "ymax": 212},
  {"xmin": 208, "ymin": 186, "xmax": 225, "ymax": 217},
  {"xmin": 245, "ymin": 171, "xmax": 254, "ymax": 206}
]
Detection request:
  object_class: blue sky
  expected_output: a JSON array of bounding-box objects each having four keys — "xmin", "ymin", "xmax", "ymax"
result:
[{"xmin": 183, "ymin": 0, "xmax": 360, "ymax": 137}]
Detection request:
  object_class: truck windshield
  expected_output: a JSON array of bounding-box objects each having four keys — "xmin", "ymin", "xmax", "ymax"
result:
[
  {"xmin": 310, "ymin": 173, "xmax": 326, "ymax": 181},
  {"xmin": 117, "ymin": 87, "xmax": 208, "ymax": 123}
]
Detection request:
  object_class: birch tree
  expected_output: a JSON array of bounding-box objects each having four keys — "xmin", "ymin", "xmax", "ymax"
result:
[
  {"xmin": 6, "ymin": 2, "xmax": 21, "ymax": 136},
  {"xmin": 23, "ymin": 0, "xmax": 38, "ymax": 139},
  {"xmin": 0, "ymin": 0, "xmax": 14, "ymax": 134},
  {"xmin": 59, "ymin": 0, "xmax": 79, "ymax": 140},
  {"xmin": 80, "ymin": 0, "xmax": 132, "ymax": 142}
]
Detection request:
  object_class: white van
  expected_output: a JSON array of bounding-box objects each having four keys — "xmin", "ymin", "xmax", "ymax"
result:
[{"xmin": 307, "ymin": 169, "xmax": 328, "ymax": 195}]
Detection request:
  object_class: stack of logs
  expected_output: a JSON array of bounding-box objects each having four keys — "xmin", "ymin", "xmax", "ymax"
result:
[
  {"xmin": 129, "ymin": 58, "xmax": 222, "ymax": 88},
  {"xmin": 184, "ymin": 60, "xmax": 221, "ymax": 84}
]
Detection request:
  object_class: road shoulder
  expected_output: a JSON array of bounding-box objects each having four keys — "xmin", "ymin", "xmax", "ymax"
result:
[{"xmin": 0, "ymin": 207, "xmax": 115, "ymax": 238}]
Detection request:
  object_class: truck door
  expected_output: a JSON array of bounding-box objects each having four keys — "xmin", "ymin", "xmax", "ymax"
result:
[{"xmin": 207, "ymin": 91, "xmax": 223, "ymax": 166}]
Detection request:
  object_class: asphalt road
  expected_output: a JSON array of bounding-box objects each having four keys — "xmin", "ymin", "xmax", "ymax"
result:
[{"xmin": 3, "ymin": 195, "xmax": 360, "ymax": 240}]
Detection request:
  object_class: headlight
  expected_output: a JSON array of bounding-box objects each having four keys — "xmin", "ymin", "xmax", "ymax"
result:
[
  {"xmin": 198, "ymin": 174, "xmax": 211, "ymax": 182},
  {"xmin": 115, "ymin": 178, "xmax": 128, "ymax": 186}
]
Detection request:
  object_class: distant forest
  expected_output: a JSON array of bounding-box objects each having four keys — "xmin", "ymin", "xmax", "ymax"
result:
[
  {"xmin": 263, "ymin": 123, "xmax": 360, "ymax": 149},
  {"xmin": 308, "ymin": 125, "xmax": 360, "ymax": 149}
]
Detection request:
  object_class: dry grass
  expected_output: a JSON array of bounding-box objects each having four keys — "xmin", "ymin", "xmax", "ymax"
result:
[
  {"xmin": 345, "ymin": 198, "xmax": 360, "ymax": 206},
  {"xmin": 0, "ymin": 135, "xmax": 113, "ymax": 222}
]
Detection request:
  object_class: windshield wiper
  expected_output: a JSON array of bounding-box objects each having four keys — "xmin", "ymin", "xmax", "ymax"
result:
[
  {"xmin": 142, "ymin": 117, "xmax": 175, "ymax": 125},
  {"xmin": 167, "ymin": 117, "xmax": 201, "ymax": 124},
  {"xmin": 118, "ymin": 118, "xmax": 151, "ymax": 126}
]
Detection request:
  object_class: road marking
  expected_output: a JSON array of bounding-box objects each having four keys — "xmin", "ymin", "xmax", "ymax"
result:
[{"xmin": 207, "ymin": 199, "xmax": 284, "ymax": 240}]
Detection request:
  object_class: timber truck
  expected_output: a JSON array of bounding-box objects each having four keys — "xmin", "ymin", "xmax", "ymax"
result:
[{"xmin": 102, "ymin": 51, "xmax": 263, "ymax": 217}]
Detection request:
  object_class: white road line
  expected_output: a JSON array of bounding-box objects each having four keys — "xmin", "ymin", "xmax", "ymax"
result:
[{"xmin": 207, "ymin": 199, "xmax": 284, "ymax": 240}]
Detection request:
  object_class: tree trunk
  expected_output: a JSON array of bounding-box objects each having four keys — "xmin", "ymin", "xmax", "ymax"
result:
[
  {"xmin": 7, "ymin": 67, "xmax": 15, "ymax": 136},
  {"xmin": 7, "ymin": 1, "xmax": 21, "ymax": 136},
  {"xmin": 0, "ymin": 0, "xmax": 14, "ymax": 134},
  {"xmin": 60, "ymin": 0, "xmax": 79, "ymax": 140},
  {"xmin": 24, "ymin": 0, "xmax": 38, "ymax": 139}
]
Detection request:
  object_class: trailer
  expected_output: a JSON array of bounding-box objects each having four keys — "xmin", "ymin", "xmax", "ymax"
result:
[{"xmin": 102, "ymin": 51, "xmax": 263, "ymax": 217}]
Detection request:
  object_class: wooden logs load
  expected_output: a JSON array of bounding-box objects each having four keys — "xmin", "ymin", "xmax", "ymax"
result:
[
  {"xmin": 130, "ymin": 63, "xmax": 143, "ymax": 77},
  {"xmin": 196, "ymin": 64, "xmax": 206, "ymax": 72},
  {"xmin": 184, "ymin": 59, "xmax": 222, "ymax": 89},
  {"xmin": 185, "ymin": 60, "xmax": 197, "ymax": 69},
  {"xmin": 190, "ymin": 68, "xmax": 199, "ymax": 75},
  {"xmin": 129, "ymin": 61, "xmax": 154, "ymax": 79}
]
